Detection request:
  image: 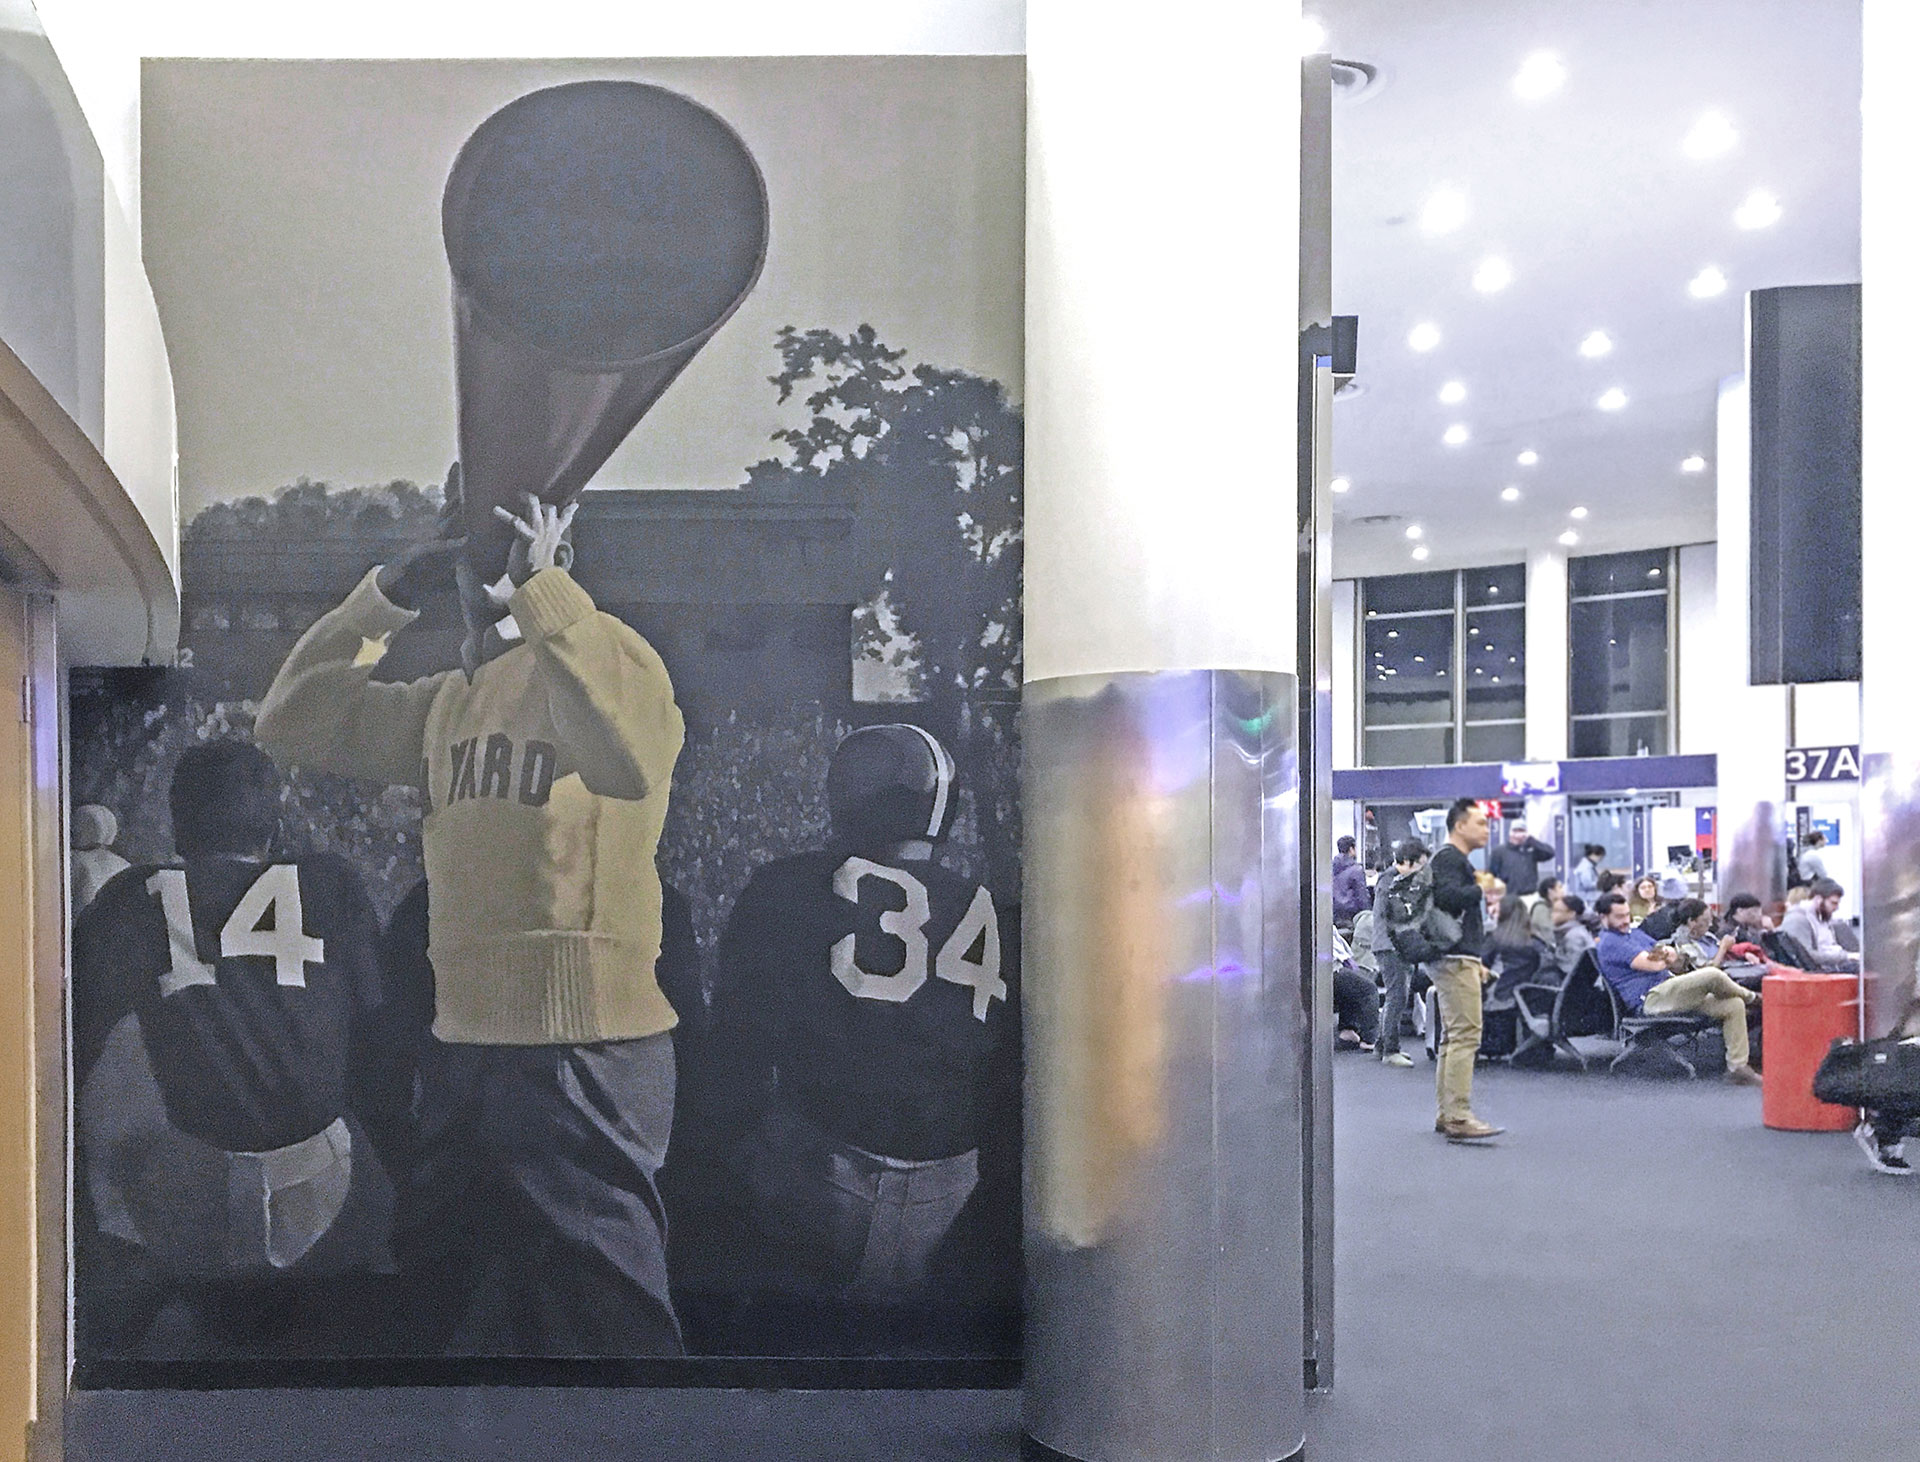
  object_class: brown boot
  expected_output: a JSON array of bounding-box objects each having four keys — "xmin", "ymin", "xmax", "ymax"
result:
[{"xmin": 1438, "ymin": 1116, "xmax": 1505, "ymax": 1141}]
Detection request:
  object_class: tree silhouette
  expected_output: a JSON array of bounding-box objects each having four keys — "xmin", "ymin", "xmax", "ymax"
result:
[{"xmin": 745, "ymin": 324, "xmax": 1024, "ymax": 708}]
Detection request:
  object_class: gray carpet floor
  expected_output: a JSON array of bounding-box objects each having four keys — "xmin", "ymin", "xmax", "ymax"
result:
[{"xmin": 69, "ymin": 1050, "xmax": 1915, "ymax": 1460}]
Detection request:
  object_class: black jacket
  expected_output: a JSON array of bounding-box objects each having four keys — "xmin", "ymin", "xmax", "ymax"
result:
[
  {"xmin": 1428, "ymin": 845, "xmax": 1485, "ymax": 954},
  {"xmin": 1487, "ymin": 837, "xmax": 1556, "ymax": 896}
]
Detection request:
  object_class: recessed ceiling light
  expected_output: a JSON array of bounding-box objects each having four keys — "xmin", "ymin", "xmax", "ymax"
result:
[
  {"xmin": 1683, "ymin": 109, "xmax": 1738, "ymax": 160},
  {"xmin": 1648, "ymin": 567, "xmax": 1663, "ymax": 578},
  {"xmin": 1332, "ymin": 475, "xmax": 1353, "ymax": 493},
  {"xmin": 1734, "ymin": 189, "xmax": 1782, "ymax": 230},
  {"xmin": 1439, "ymin": 380, "xmax": 1468, "ymax": 404},
  {"xmin": 1442, "ymin": 423, "xmax": 1470, "ymax": 446},
  {"xmin": 1420, "ymin": 186, "xmax": 1469, "ymax": 236},
  {"xmin": 1688, "ymin": 265, "xmax": 1728, "ymax": 299},
  {"xmin": 1408, "ymin": 321, "xmax": 1442, "ymax": 352},
  {"xmin": 1579, "ymin": 329, "xmax": 1613, "ymax": 358},
  {"xmin": 1558, "ymin": 529, "xmax": 1580, "ymax": 546},
  {"xmin": 1597, "ymin": 387, "xmax": 1628, "ymax": 411},
  {"xmin": 1472, "ymin": 257, "xmax": 1513, "ymax": 293},
  {"xmin": 1411, "ymin": 545, "xmax": 1431, "ymax": 561},
  {"xmin": 1680, "ymin": 455, "xmax": 1706, "ymax": 473},
  {"xmin": 1301, "ymin": 15, "xmax": 1328, "ymax": 54},
  {"xmin": 1501, "ymin": 485, "xmax": 1521, "ymax": 502},
  {"xmin": 1437, "ymin": 669, "xmax": 1447, "ymax": 677},
  {"xmin": 1405, "ymin": 524, "xmax": 1425, "ymax": 540},
  {"xmin": 1387, "ymin": 629, "xmax": 1399, "ymax": 638},
  {"xmin": 1570, "ymin": 505, "xmax": 1589, "ymax": 519},
  {"xmin": 1512, "ymin": 50, "xmax": 1566, "ymax": 101},
  {"xmin": 1413, "ymin": 655, "xmax": 1425, "ymax": 663},
  {"xmin": 1491, "ymin": 675, "xmax": 1502, "ymax": 684},
  {"xmin": 1517, "ymin": 449, "xmax": 1539, "ymax": 467}
]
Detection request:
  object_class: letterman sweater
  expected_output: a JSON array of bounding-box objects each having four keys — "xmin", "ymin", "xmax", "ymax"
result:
[{"xmin": 256, "ymin": 566, "xmax": 683, "ymax": 1045}]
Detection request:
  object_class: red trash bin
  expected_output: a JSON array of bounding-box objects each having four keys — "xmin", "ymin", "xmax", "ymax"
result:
[{"xmin": 1761, "ymin": 969, "xmax": 1859, "ymax": 1131}]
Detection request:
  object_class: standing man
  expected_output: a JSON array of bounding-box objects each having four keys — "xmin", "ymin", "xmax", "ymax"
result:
[
  {"xmin": 1372, "ymin": 839, "xmax": 1428, "ymax": 1069},
  {"xmin": 256, "ymin": 481, "xmax": 687, "ymax": 1356},
  {"xmin": 1487, "ymin": 817, "xmax": 1556, "ymax": 898},
  {"xmin": 1797, "ymin": 830, "xmax": 1832, "ymax": 884},
  {"xmin": 1430, "ymin": 798, "xmax": 1503, "ymax": 1141},
  {"xmin": 1566, "ymin": 843, "xmax": 1606, "ymax": 901},
  {"xmin": 1332, "ymin": 834, "xmax": 1370, "ymax": 931}
]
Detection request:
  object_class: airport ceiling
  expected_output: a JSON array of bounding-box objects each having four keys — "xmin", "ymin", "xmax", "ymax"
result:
[{"xmin": 1320, "ymin": 0, "xmax": 1862, "ymax": 580}]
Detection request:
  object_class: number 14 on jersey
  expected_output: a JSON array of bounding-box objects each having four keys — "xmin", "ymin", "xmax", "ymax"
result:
[{"xmin": 146, "ymin": 864, "xmax": 326, "ymax": 996}]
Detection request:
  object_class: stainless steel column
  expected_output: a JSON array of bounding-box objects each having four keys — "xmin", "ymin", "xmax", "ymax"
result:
[
  {"xmin": 1297, "ymin": 51, "xmax": 1335, "ymax": 1394},
  {"xmin": 1023, "ymin": 669, "xmax": 1305, "ymax": 1462}
]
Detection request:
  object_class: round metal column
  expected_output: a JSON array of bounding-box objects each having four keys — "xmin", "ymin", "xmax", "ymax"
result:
[{"xmin": 1022, "ymin": 669, "xmax": 1305, "ymax": 1462}]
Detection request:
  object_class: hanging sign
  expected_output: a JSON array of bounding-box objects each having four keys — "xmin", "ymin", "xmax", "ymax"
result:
[
  {"xmin": 1501, "ymin": 761, "xmax": 1561, "ymax": 795},
  {"xmin": 1784, "ymin": 745, "xmax": 1862, "ymax": 783}
]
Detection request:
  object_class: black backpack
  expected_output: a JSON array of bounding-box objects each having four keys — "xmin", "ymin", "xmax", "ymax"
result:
[
  {"xmin": 1382, "ymin": 862, "xmax": 1461, "ymax": 964},
  {"xmin": 1813, "ymin": 1034, "xmax": 1920, "ymax": 1116}
]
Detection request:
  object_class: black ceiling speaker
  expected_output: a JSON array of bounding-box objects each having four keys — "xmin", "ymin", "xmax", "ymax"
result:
[{"xmin": 1748, "ymin": 283, "xmax": 1861, "ymax": 685}]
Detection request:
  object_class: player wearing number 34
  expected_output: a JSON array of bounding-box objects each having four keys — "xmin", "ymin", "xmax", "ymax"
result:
[{"xmin": 675, "ymin": 724, "xmax": 1015, "ymax": 1342}]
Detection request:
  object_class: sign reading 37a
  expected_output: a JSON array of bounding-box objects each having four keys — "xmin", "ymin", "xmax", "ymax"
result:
[{"xmin": 1784, "ymin": 745, "xmax": 1862, "ymax": 783}]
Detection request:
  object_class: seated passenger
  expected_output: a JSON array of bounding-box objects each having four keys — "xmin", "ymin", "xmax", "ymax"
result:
[
  {"xmin": 1780, "ymin": 878, "xmax": 1860, "ymax": 972},
  {"xmin": 1332, "ymin": 835, "xmax": 1370, "ymax": 931},
  {"xmin": 1528, "ymin": 875, "xmax": 1563, "ymax": 944},
  {"xmin": 1627, "ymin": 875, "xmax": 1662, "ymax": 924},
  {"xmin": 1595, "ymin": 892, "xmax": 1762, "ymax": 1085},
  {"xmin": 1640, "ymin": 896, "xmax": 1715, "ymax": 954},
  {"xmin": 1718, "ymin": 892, "xmax": 1773, "ymax": 946},
  {"xmin": 1331, "ymin": 928, "xmax": 1381, "ymax": 1052},
  {"xmin": 1478, "ymin": 873, "xmax": 1507, "ymax": 933},
  {"xmin": 1551, "ymin": 893, "xmax": 1596, "ymax": 975}
]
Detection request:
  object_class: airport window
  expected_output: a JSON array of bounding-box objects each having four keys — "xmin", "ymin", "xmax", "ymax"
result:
[
  {"xmin": 1568, "ymin": 548, "xmax": 1674, "ymax": 757},
  {"xmin": 1361, "ymin": 565, "xmax": 1525, "ymax": 767}
]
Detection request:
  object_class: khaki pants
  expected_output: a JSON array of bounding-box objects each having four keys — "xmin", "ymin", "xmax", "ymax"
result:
[
  {"xmin": 1433, "ymin": 955, "xmax": 1487, "ymax": 1123},
  {"xmin": 1642, "ymin": 969, "xmax": 1752, "ymax": 1070}
]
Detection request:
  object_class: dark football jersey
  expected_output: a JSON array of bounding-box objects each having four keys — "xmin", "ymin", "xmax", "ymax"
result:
[
  {"xmin": 713, "ymin": 850, "xmax": 1015, "ymax": 1161},
  {"xmin": 73, "ymin": 854, "xmax": 383, "ymax": 1154}
]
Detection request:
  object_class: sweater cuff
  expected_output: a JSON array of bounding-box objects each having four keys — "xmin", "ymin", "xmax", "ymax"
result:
[
  {"xmin": 348, "ymin": 567, "xmax": 421, "ymax": 636},
  {"xmin": 511, "ymin": 568, "xmax": 596, "ymax": 639}
]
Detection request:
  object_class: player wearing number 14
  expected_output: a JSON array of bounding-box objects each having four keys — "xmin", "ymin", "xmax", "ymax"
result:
[{"xmin": 71, "ymin": 742, "xmax": 399, "ymax": 1356}]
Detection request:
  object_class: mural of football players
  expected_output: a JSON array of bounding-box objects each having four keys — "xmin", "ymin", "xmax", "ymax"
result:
[
  {"xmin": 671, "ymin": 723, "xmax": 1019, "ymax": 1354},
  {"xmin": 71, "ymin": 741, "xmax": 399, "ymax": 1358},
  {"xmin": 253, "ymin": 476, "xmax": 687, "ymax": 1356}
]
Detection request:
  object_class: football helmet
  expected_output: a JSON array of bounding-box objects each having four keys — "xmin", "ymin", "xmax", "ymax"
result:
[{"xmin": 827, "ymin": 724, "xmax": 959, "ymax": 848}]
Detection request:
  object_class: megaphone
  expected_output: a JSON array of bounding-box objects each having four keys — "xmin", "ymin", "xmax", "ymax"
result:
[{"xmin": 442, "ymin": 80, "xmax": 770, "ymax": 578}]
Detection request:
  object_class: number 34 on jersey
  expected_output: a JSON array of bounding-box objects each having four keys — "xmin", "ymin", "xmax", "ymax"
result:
[{"xmin": 830, "ymin": 857, "xmax": 1006, "ymax": 1020}]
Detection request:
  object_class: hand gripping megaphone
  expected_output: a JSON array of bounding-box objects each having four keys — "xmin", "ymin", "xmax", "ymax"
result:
[{"xmin": 441, "ymin": 80, "xmax": 770, "ymax": 579}]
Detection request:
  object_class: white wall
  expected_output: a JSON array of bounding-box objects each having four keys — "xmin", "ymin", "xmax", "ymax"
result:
[
  {"xmin": 1026, "ymin": 3, "xmax": 1298, "ymax": 679},
  {"xmin": 1792, "ymin": 681, "xmax": 1861, "ymax": 749},
  {"xmin": 1524, "ymin": 548, "xmax": 1568, "ymax": 762},
  {"xmin": 1331, "ymin": 578, "xmax": 1356, "ymax": 770},
  {"xmin": 1675, "ymin": 541, "xmax": 1717, "ymax": 755}
]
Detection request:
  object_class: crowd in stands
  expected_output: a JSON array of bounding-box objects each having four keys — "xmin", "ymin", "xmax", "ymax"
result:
[{"xmin": 1330, "ymin": 804, "xmax": 1895, "ymax": 1166}]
